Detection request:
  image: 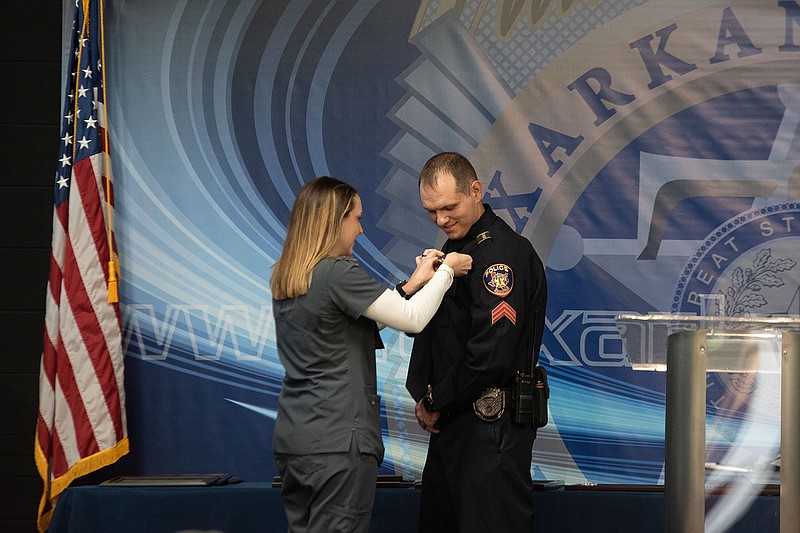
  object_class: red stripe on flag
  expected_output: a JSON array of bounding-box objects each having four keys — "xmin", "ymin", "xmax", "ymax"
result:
[
  {"xmin": 73, "ymin": 158, "xmax": 110, "ymax": 269},
  {"xmin": 54, "ymin": 333, "xmax": 101, "ymax": 461},
  {"xmin": 65, "ymin": 163, "xmax": 124, "ymax": 439}
]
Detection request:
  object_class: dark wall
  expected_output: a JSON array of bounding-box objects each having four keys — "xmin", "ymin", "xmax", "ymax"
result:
[{"xmin": 1, "ymin": 2, "xmax": 63, "ymax": 532}]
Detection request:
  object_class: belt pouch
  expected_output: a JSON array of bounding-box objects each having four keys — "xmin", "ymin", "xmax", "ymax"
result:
[
  {"xmin": 532, "ymin": 365, "xmax": 550, "ymax": 428},
  {"xmin": 512, "ymin": 371, "xmax": 533, "ymax": 424}
]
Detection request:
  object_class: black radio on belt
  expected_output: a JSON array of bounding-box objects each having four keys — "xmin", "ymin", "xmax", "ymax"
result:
[
  {"xmin": 511, "ymin": 366, "xmax": 549, "ymax": 427},
  {"xmin": 511, "ymin": 371, "xmax": 533, "ymax": 425},
  {"xmin": 532, "ymin": 366, "xmax": 549, "ymax": 428}
]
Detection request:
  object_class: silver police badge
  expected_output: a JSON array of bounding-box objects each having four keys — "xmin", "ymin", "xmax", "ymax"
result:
[{"xmin": 473, "ymin": 387, "xmax": 505, "ymax": 421}]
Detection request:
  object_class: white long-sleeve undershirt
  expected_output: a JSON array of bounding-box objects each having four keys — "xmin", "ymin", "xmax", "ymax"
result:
[{"xmin": 362, "ymin": 264, "xmax": 454, "ymax": 334}]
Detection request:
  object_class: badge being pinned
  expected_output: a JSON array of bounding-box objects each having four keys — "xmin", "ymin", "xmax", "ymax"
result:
[
  {"xmin": 483, "ymin": 264, "xmax": 513, "ymax": 297},
  {"xmin": 491, "ymin": 301, "xmax": 517, "ymax": 325}
]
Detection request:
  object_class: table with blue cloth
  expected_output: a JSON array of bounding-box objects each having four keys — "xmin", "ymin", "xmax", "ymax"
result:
[{"xmin": 48, "ymin": 482, "xmax": 780, "ymax": 532}]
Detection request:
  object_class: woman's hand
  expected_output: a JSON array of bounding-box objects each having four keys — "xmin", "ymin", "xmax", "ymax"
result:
[
  {"xmin": 442, "ymin": 252, "xmax": 472, "ymax": 277},
  {"xmin": 414, "ymin": 248, "xmax": 445, "ymax": 267},
  {"xmin": 402, "ymin": 249, "xmax": 447, "ymax": 296},
  {"xmin": 401, "ymin": 249, "xmax": 472, "ymax": 296}
]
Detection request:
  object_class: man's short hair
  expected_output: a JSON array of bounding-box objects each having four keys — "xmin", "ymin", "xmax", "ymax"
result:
[{"xmin": 418, "ymin": 152, "xmax": 477, "ymax": 195}]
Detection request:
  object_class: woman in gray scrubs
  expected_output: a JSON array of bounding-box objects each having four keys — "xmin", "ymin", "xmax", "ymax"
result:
[{"xmin": 270, "ymin": 176, "xmax": 471, "ymax": 533}]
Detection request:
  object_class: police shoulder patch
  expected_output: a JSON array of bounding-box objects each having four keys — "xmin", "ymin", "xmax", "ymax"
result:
[{"xmin": 483, "ymin": 263, "xmax": 513, "ymax": 297}]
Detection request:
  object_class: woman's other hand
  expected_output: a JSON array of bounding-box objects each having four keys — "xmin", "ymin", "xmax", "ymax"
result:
[{"xmin": 442, "ymin": 252, "xmax": 472, "ymax": 277}]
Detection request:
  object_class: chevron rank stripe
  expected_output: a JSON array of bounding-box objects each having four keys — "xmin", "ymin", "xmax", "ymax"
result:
[{"xmin": 491, "ymin": 301, "xmax": 517, "ymax": 325}]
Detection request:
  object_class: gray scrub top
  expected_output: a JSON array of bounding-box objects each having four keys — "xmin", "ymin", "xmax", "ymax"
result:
[{"xmin": 272, "ymin": 257, "xmax": 387, "ymax": 461}]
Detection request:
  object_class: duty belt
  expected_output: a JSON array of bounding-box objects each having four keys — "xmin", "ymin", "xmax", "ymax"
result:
[{"xmin": 473, "ymin": 387, "xmax": 510, "ymax": 421}]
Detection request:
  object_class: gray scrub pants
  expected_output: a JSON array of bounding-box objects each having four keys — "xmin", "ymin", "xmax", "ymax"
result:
[{"xmin": 275, "ymin": 439, "xmax": 378, "ymax": 533}]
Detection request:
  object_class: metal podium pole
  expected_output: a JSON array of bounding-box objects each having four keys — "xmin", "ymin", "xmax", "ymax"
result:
[
  {"xmin": 615, "ymin": 314, "xmax": 800, "ymax": 532},
  {"xmin": 665, "ymin": 329, "xmax": 706, "ymax": 533},
  {"xmin": 781, "ymin": 331, "xmax": 800, "ymax": 532}
]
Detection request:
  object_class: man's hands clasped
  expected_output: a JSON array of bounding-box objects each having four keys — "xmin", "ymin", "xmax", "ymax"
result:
[{"xmin": 415, "ymin": 386, "xmax": 440, "ymax": 434}]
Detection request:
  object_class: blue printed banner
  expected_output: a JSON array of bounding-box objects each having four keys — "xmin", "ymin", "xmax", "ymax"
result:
[{"xmin": 91, "ymin": 0, "xmax": 800, "ymax": 486}]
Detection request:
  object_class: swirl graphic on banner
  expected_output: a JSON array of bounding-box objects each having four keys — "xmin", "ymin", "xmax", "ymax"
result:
[{"xmin": 99, "ymin": 0, "xmax": 800, "ymax": 486}]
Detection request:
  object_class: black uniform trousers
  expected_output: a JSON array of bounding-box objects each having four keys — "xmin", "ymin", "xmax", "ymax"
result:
[{"xmin": 418, "ymin": 408, "xmax": 536, "ymax": 533}]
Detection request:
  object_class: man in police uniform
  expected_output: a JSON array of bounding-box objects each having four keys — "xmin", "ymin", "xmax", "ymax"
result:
[{"xmin": 405, "ymin": 152, "xmax": 547, "ymax": 533}]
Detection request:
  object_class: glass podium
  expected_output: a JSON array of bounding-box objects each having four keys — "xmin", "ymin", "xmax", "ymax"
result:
[{"xmin": 615, "ymin": 314, "xmax": 800, "ymax": 533}]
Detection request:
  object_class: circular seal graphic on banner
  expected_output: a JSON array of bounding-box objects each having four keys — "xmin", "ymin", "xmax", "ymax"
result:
[
  {"xmin": 483, "ymin": 264, "xmax": 514, "ymax": 297},
  {"xmin": 672, "ymin": 203, "xmax": 800, "ymax": 316},
  {"xmin": 673, "ymin": 203, "xmax": 800, "ymax": 434}
]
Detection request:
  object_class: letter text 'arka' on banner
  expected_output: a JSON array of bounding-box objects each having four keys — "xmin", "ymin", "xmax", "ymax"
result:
[{"xmin": 35, "ymin": 0, "xmax": 127, "ymax": 530}]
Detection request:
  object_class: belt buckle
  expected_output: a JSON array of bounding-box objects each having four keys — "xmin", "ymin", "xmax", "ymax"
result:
[{"xmin": 473, "ymin": 387, "xmax": 505, "ymax": 421}]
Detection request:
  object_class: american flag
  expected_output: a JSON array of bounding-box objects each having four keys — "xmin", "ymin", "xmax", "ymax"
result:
[{"xmin": 35, "ymin": 1, "xmax": 128, "ymax": 530}]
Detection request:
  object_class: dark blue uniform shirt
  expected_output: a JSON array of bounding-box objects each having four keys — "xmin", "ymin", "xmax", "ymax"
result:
[{"xmin": 406, "ymin": 205, "xmax": 547, "ymax": 417}]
